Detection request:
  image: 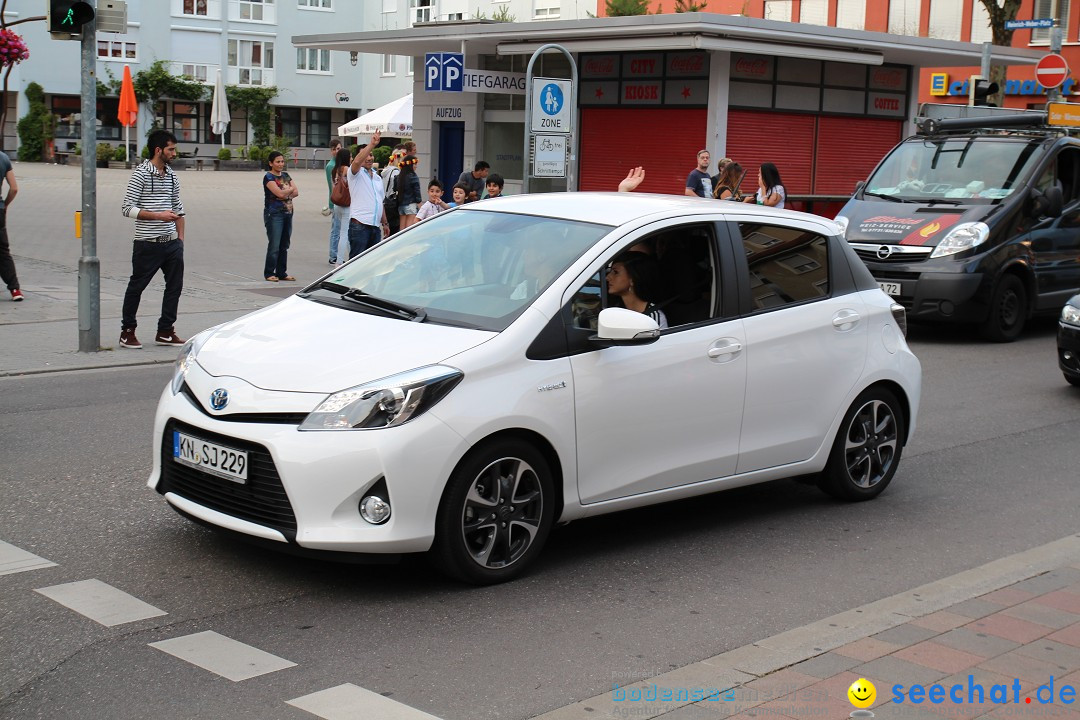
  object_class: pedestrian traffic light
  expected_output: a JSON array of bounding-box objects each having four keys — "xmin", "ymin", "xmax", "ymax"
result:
[
  {"xmin": 969, "ymin": 77, "xmax": 999, "ymax": 107},
  {"xmin": 47, "ymin": 1, "xmax": 95, "ymax": 38}
]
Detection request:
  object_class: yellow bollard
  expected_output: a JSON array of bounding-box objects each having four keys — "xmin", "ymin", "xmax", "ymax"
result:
[{"xmin": 75, "ymin": 210, "xmax": 82, "ymax": 239}]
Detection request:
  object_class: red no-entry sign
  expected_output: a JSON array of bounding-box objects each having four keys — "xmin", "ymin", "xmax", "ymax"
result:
[{"xmin": 1036, "ymin": 53, "xmax": 1070, "ymax": 89}]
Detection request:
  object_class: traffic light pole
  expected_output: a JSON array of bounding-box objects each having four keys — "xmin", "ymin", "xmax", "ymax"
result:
[
  {"xmin": 78, "ymin": 13, "xmax": 99, "ymax": 352},
  {"xmin": 1049, "ymin": 0, "xmax": 1063, "ymax": 103}
]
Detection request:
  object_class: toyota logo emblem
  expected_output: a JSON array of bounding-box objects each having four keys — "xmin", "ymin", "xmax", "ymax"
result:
[
  {"xmin": 210, "ymin": 388, "xmax": 229, "ymax": 411},
  {"xmin": 876, "ymin": 245, "xmax": 894, "ymax": 260}
]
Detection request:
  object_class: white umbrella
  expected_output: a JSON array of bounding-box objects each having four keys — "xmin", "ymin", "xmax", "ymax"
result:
[
  {"xmin": 210, "ymin": 69, "xmax": 231, "ymax": 147},
  {"xmin": 338, "ymin": 94, "xmax": 412, "ymax": 137}
]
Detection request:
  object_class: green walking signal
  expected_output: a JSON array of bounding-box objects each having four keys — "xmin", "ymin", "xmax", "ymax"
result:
[{"xmin": 47, "ymin": 1, "xmax": 95, "ymax": 38}]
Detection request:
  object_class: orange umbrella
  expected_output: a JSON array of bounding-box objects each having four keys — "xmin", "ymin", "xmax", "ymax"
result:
[{"xmin": 118, "ymin": 65, "xmax": 138, "ymax": 161}]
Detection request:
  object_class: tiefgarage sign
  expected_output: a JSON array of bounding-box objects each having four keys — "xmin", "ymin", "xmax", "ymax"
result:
[{"xmin": 425, "ymin": 53, "xmax": 525, "ymax": 95}]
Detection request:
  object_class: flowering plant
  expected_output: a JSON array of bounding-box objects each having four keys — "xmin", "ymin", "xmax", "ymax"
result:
[{"xmin": 0, "ymin": 29, "xmax": 29, "ymax": 67}]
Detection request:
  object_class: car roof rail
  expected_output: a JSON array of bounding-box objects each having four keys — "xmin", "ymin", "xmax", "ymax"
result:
[{"xmin": 916, "ymin": 111, "xmax": 1050, "ymax": 136}]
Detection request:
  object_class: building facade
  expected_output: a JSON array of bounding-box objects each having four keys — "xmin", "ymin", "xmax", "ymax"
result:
[{"xmin": 0, "ymin": 0, "xmax": 414, "ymax": 158}]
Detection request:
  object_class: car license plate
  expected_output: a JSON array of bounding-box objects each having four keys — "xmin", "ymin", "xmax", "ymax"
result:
[
  {"xmin": 173, "ymin": 431, "xmax": 248, "ymax": 483},
  {"xmin": 878, "ymin": 281, "xmax": 902, "ymax": 296}
]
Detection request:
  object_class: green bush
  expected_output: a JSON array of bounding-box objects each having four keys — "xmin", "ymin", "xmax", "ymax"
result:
[
  {"xmin": 113, "ymin": 146, "xmax": 128, "ymax": 162},
  {"xmin": 269, "ymin": 135, "xmax": 292, "ymax": 162},
  {"xmin": 372, "ymin": 145, "xmax": 392, "ymax": 169},
  {"xmin": 141, "ymin": 145, "xmax": 150, "ymax": 159},
  {"xmin": 348, "ymin": 144, "xmax": 359, "ymax": 158},
  {"xmin": 248, "ymin": 145, "xmax": 269, "ymax": 166},
  {"xmin": 17, "ymin": 82, "xmax": 53, "ymax": 162},
  {"xmin": 96, "ymin": 143, "xmax": 113, "ymax": 162},
  {"xmin": 217, "ymin": 147, "xmax": 232, "ymax": 161}
]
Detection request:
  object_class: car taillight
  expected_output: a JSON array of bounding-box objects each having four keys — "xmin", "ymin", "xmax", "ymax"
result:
[{"xmin": 890, "ymin": 303, "xmax": 907, "ymax": 337}]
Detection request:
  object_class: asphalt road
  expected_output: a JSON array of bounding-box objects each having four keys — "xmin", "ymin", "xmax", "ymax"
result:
[{"xmin": 1, "ymin": 317, "xmax": 1078, "ymax": 720}]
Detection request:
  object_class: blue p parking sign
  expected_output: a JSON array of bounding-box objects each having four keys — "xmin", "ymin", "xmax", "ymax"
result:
[{"xmin": 425, "ymin": 53, "xmax": 463, "ymax": 92}]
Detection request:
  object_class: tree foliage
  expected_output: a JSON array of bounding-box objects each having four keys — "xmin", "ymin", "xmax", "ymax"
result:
[
  {"xmin": 132, "ymin": 60, "xmax": 207, "ymax": 133},
  {"xmin": 226, "ymin": 86, "xmax": 278, "ymax": 146},
  {"xmin": 674, "ymin": 0, "xmax": 708, "ymax": 11},
  {"xmin": 16, "ymin": 81, "xmax": 52, "ymax": 161},
  {"xmin": 605, "ymin": 0, "xmax": 651, "ymax": 16}
]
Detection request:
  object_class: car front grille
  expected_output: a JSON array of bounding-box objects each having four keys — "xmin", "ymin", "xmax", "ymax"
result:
[
  {"xmin": 853, "ymin": 247, "xmax": 930, "ymax": 264},
  {"xmin": 180, "ymin": 383, "xmax": 308, "ymax": 425},
  {"xmin": 160, "ymin": 419, "xmax": 297, "ymax": 534}
]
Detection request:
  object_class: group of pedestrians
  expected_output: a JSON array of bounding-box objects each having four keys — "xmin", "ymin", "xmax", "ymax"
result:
[{"xmin": 684, "ymin": 149, "xmax": 787, "ymax": 209}]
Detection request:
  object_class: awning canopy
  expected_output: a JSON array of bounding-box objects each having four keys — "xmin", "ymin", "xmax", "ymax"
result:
[
  {"xmin": 338, "ymin": 94, "xmax": 412, "ymax": 138},
  {"xmin": 294, "ymin": 13, "xmax": 1044, "ymax": 70}
]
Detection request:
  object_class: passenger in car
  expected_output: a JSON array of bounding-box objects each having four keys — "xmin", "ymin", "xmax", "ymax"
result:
[{"xmin": 606, "ymin": 251, "xmax": 669, "ymax": 329}]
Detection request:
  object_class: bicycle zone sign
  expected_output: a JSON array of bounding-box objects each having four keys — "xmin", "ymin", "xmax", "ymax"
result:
[
  {"xmin": 533, "ymin": 135, "xmax": 567, "ymax": 177},
  {"xmin": 531, "ymin": 77, "xmax": 573, "ymax": 133}
]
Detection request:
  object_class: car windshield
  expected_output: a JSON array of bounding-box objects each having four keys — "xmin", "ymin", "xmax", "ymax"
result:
[
  {"xmin": 866, "ymin": 137, "xmax": 1045, "ymax": 202},
  {"xmin": 309, "ymin": 208, "xmax": 612, "ymax": 332}
]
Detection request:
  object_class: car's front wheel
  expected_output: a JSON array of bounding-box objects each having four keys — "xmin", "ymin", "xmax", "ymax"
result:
[
  {"xmin": 432, "ymin": 439, "xmax": 554, "ymax": 584},
  {"xmin": 981, "ymin": 274, "xmax": 1027, "ymax": 342},
  {"xmin": 819, "ymin": 387, "xmax": 904, "ymax": 501}
]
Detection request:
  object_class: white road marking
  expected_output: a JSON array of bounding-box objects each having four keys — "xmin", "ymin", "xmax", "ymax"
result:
[
  {"xmin": 287, "ymin": 684, "xmax": 443, "ymax": 720},
  {"xmin": 34, "ymin": 579, "xmax": 167, "ymax": 626},
  {"xmin": 0, "ymin": 540, "xmax": 56, "ymax": 576},
  {"xmin": 149, "ymin": 630, "xmax": 296, "ymax": 681}
]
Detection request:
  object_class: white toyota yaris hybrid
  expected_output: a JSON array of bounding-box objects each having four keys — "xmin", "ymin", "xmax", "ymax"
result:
[{"xmin": 150, "ymin": 193, "xmax": 921, "ymax": 584}]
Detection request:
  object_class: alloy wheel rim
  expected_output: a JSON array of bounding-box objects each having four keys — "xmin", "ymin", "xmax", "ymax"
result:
[
  {"xmin": 843, "ymin": 400, "xmax": 898, "ymax": 488},
  {"xmin": 461, "ymin": 456, "xmax": 544, "ymax": 569}
]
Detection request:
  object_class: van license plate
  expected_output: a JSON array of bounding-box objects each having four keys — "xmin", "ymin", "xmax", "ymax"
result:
[
  {"xmin": 878, "ymin": 282, "xmax": 901, "ymax": 296},
  {"xmin": 173, "ymin": 431, "xmax": 248, "ymax": 483}
]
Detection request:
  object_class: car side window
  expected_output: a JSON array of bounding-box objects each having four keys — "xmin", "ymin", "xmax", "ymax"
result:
[
  {"xmin": 737, "ymin": 222, "xmax": 830, "ymax": 310},
  {"xmin": 568, "ymin": 223, "xmax": 720, "ymax": 331}
]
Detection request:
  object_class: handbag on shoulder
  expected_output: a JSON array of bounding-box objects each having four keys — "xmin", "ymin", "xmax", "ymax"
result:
[{"xmin": 330, "ymin": 174, "xmax": 350, "ymax": 207}]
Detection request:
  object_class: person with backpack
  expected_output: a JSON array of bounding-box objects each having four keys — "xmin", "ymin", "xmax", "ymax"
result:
[{"xmin": 380, "ymin": 145, "xmax": 404, "ymax": 235}]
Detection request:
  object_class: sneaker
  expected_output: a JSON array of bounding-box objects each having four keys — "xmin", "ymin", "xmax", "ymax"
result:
[
  {"xmin": 154, "ymin": 328, "xmax": 186, "ymax": 346},
  {"xmin": 10, "ymin": 289, "xmax": 23, "ymax": 301},
  {"xmin": 119, "ymin": 328, "xmax": 142, "ymax": 349}
]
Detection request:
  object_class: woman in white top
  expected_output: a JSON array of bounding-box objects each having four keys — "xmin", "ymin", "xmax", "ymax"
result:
[{"xmin": 744, "ymin": 162, "xmax": 786, "ymax": 209}]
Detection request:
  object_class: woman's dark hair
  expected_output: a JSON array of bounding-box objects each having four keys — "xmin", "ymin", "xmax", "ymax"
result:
[
  {"xmin": 396, "ymin": 154, "xmax": 417, "ymax": 192},
  {"xmin": 760, "ymin": 162, "xmax": 783, "ymax": 193},
  {"xmin": 266, "ymin": 150, "xmax": 284, "ymax": 170},
  {"xmin": 714, "ymin": 162, "xmax": 744, "ymax": 198},
  {"xmin": 612, "ymin": 250, "xmax": 664, "ymax": 303},
  {"xmin": 334, "ymin": 147, "xmax": 351, "ymax": 170}
]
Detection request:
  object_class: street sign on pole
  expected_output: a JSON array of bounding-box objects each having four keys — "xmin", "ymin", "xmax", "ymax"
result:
[
  {"xmin": 522, "ymin": 45, "xmax": 578, "ymax": 194},
  {"xmin": 533, "ymin": 135, "xmax": 567, "ymax": 178},
  {"xmin": 1036, "ymin": 53, "xmax": 1070, "ymax": 89},
  {"xmin": 1005, "ymin": 18, "xmax": 1054, "ymax": 29},
  {"xmin": 530, "ymin": 78, "xmax": 572, "ymax": 134}
]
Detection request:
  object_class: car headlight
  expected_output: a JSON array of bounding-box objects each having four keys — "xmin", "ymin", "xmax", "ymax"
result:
[
  {"xmin": 1062, "ymin": 301, "xmax": 1080, "ymax": 327},
  {"xmin": 833, "ymin": 215, "xmax": 849, "ymax": 238},
  {"xmin": 300, "ymin": 365, "xmax": 463, "ymax": 431},
  {"xmin": 171, "ymin": 329, "xmax": 217, "ymax": 395},
  {"xmin": 929, "ymin": 222, "xmax": 990, "ymax": 258}
]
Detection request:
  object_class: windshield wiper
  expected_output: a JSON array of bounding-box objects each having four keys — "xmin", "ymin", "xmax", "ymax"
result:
[
  {"xmin": 864, "ymin": 191, "xmax": 905, "ymax": 203},
  {"xmin": 342, "ymin": 288, "xmax": 427, "ymax": 322},
  {"xmin": 925, "ymin": 198, "xmax": 963, "ymax": 206}
]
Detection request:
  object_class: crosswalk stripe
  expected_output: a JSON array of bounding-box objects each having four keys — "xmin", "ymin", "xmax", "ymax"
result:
[
  {"xmin": 287, "ymin": 683, "xmax": 443, "ymax": 720},
  {"xmin": 34, "ymin": 578, "xmax": 167, "ymax": 626},
  {"xmin": 149, "ymin": 630, "xmax": 296, "ymax": 681},
  {"xmin": 0, "ymin": 539, "xmax": 56, "ymax": 576}
]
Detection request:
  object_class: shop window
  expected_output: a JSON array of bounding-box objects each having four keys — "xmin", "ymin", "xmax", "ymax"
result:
[
  {"xmin": 307, "ymin": 109, "xmax": 330, "ymax": 147},
  {"xmin": 276, "ymin": 107, "xmax": 301, "ymax": 146},
  {"xmin": 173, "ymin": 102, "xmax": 200, "ymax": 143},
  {"xmin": 1033, "ymin": 0, "xmax": 1071, "ymax": 43},
  {"xmin": 297, "ymin": 48, "xmax": 330, "ymax": 73},
  {"xmin": 888, "ymin": 0, "xmax": 920, "ymax": 35}
]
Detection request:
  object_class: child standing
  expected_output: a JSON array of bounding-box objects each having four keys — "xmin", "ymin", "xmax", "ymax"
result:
[{"xmin": 416, "ymin": 179, "xmax": 451, "ymax": 221}]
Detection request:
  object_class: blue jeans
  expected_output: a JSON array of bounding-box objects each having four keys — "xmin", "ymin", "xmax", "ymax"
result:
[
  {"xmin": 333, "ymin": 204, "xmax": 350, "ymax": 265},
  {"xmin": 263, "ymin": 208, "xmax": 293, "ymax": 278},
  {"xmin": 347, "ymin": 221, "xmax": 381, "ymax": 260},
  {"xmin": 328, "ymin": 206, "xmax": 341, "ymax": 261}
]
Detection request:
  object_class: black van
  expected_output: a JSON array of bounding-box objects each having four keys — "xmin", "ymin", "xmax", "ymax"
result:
[{"xmin": 835, "ymin": 111, "xmax": 1080, "ymax": 341}]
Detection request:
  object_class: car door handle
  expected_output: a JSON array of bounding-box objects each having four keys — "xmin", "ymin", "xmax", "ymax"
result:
[
  {"xmin": 707, "ymin": 341, "xmax": 742, "ymax": 358},
  {"xmin": 832, "ymin": 309, "xmax": 861, "ymax": 329}
]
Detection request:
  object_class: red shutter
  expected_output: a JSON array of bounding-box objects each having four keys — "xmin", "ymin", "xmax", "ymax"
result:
[
  {"xmin": 726, "ymin": 110, "xmax": 816, "ymax": 196},
  {"xmin": 814, "ymin": 116, "xmax": 902, "ymax": 194},
  {"xmin": 578, "ymin": 107, "xmax": 707, "ymax": 194}
]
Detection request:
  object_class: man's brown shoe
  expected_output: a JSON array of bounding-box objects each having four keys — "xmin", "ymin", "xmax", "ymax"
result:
[
  {"xmin": 154, "ymin": 329, "xmax": 185, "ymax": 346},
  {"xmin": 119, "ymin": 328, "xmax": 142, "ymax": 349}
]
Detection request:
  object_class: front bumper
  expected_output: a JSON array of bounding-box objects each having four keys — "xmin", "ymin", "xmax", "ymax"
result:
[
  {"xmin": 857, "ymin": 256, "xmax": 987, "ymax": 323},
  {"xmin": 1058, "ymin": 322, "xmax": 1080, "ymax": 381},
  {"xmin": 149, "ymin": 375, "xmax": 466, "ymax": 556}
]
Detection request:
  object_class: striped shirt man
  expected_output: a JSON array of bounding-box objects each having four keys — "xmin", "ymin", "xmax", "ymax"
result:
[{"xmin": 122, "ymin": 159, "xmax": 185, "ymax": 241}]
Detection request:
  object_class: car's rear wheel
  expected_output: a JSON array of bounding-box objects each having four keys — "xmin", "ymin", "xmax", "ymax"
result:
[
  {"xmin": 819, "ymin": 388, "xmax": 904, "ymax": 501},
  {"xmin": 981, "ymin": 274, "xmax": 1027, "ymax": 342},
  {"xmin": 432, "ymin": 439, "xmax": 554, "ymax": 584}
]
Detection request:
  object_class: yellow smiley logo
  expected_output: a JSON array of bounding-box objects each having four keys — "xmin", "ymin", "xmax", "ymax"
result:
[{"xmin": 848, "ymin": 678, "xmax": 876, "ymax": 709}]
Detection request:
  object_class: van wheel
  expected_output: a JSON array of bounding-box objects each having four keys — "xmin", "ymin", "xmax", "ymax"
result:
[
  {"xmin": 981, "ymin": 274, "xmax": 1027, "ymax": 342},
  {"xmin": 819, "ymin": 388, "xmax": 904, "ymax": 501},
  {"xmin": 432, "ymin": 439, "xmax": 554, "ymax": 585}
]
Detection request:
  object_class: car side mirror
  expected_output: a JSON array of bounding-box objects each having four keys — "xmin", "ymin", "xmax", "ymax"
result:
[
  {"xmin": 1031, "ymin": 184, "xmax": 1064, "ymax": 219},
  {"xmin": 589, "ymin": 307, "xmax": 661, "ymax": 348},
  {"xmin": 854, "ymin": 180, "xmax": 866, "ymax": 199}
]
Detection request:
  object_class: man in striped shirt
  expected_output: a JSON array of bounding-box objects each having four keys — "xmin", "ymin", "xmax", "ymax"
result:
[{"xmin": 119, "ymin": 130, "xmax": 186, "ymax": 349}]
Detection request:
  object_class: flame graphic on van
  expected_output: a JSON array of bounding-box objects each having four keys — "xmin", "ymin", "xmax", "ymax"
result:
[{"xmin": 919, "ymin": 222, "xmax": 942, "ymax": 238}]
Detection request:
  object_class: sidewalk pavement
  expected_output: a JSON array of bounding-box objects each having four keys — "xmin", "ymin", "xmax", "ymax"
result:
[{"xmin": 535, "ymin": 535, "xmax": 1080, "ymax": 720}]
